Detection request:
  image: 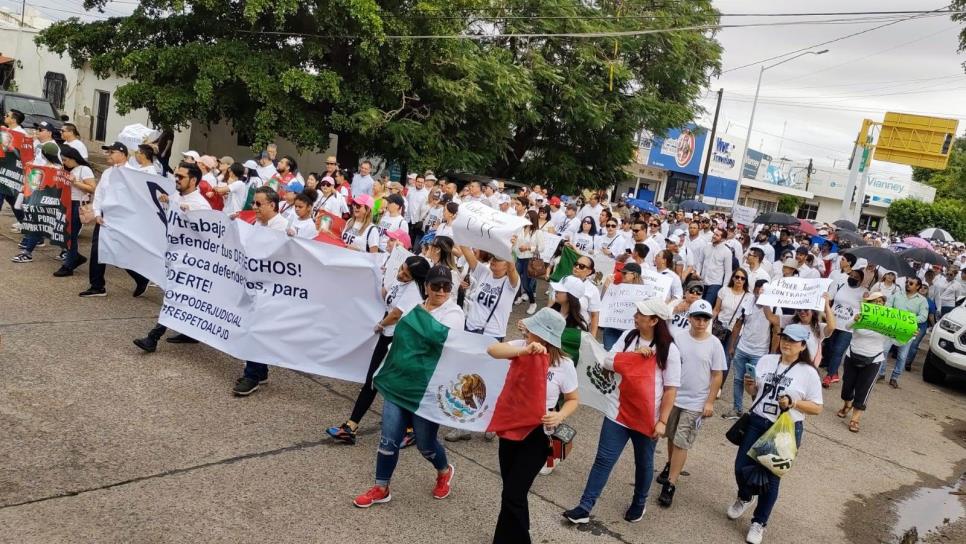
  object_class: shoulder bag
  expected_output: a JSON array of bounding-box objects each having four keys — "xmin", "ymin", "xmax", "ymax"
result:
[
  {"xmin": 713, "ymin": 292, "xmax": 747, "ymax": 343},
  {"xmin": 726, "ymin": 361, "xmax": 797, "ymax": 446}
]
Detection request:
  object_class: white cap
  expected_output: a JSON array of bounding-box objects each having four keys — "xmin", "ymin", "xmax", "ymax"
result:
[
  {"xmin": 550, "ymin": 276, "xmax": 586, "ymax": 298},
  {"xmin": 182, "ymin": 150, "xmax": 201, "ymax": 160},
  {"xmin": 688, "ymin": 299, "xmax": 713, "ymax": 318},
  {"xmin": 634, "ymin": 298, "xmax": 671, "ymax": 321}
]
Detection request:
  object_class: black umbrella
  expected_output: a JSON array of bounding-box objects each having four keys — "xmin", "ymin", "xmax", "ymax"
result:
[
  {"xmin": 900, "ymin": 248, "xmax": 949, "ymax": 268},
  {"xmin": 833, "ymin": 219, "xmax": 858, "ymax": 232},
  {"xmin": 739, "ymin": 464, "xmax": 772, "ymax": 496},
  {"xmin": 752, "ymin": 211, "xmax": 798, "ymax": 226},
  {"xmin": 679, "ymin": 199, "xmax": 709, "ymax": 212},
  {"xmin": 834, "ymin": 230, "xmax": 868, "ymax": 246},
  {"xmin": 843, "ymin": 247, "xmax": 916, "ymax": 277}
]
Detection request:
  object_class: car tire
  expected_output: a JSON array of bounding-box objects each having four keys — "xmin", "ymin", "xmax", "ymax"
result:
[{"xmin": 922, "ymin": 351, "xmax": 945, "ymax": 385}]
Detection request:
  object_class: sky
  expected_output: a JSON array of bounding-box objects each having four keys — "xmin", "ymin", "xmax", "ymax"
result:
[
  {"xmin": 703, "ymin": 0, "xmax": 966, "ymax": 179},
  {"xmin": 3, "ymin": 0, "xmax": 965, "ymax": 180}
]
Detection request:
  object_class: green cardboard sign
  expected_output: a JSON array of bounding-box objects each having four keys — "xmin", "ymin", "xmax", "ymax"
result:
[{"xmin": 853, "ymin": 303, "xmax": 918, "ymax": 344}]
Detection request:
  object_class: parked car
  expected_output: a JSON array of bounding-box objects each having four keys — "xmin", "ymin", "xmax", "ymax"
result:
[
  {"xmin": 0, "ymin": 91, "xmax": 68, "ymax": 137},
  {"xmin": 923, "ymin": 305, "xmax": 966, "ymax": 385}
]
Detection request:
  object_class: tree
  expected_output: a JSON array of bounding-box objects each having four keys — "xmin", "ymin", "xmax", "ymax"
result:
[
  {"xmin": 886, "ymin": 197, "xmax": 966, "ymax": 241},
  {"xmin": 776, "ymin": 195, "xmax": 802, "ymax": 214},
  {"xmin": 36, "ymin": 0, "xmax": 721, "ymax": 193},
  {"xmin": 911, "ymin": 136, "xmax": 966, "ymax": 200}
]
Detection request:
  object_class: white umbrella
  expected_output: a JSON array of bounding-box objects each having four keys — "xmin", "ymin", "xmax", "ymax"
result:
[{"xmin": 918, "ymin": 228, "xmax": 954, "ymax": 242}]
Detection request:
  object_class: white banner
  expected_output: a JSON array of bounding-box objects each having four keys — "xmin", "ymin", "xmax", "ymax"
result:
[
  {"xmin": 539, "ymin": 232, "xmax": 562, "ymax": 262},
  {"xmin": 98, "ymin": 168, "xmax": 176, "ymax": 285},
  {"xmin": 598, "ymin": 273, "xmax": 673, "ymax": 329},
  {"xmin": 99, "ymin": 182, "xmax": 384, "ymax": 383},
  {"xmin": 452, "ymin": 200, "xmax": 530, "ymax": 261},
  {"xmin": 382, "ymin": 245, "xmax": 413, "ymax": 289},
  {"xmin": 592, "ymin": 252, "xmax": 616, "ymax": 276},
  {"xmin": 756, "ymin": 277, "xmax": 831, "ymax": 311},
  {"xmin": 732, "ymin": 204, "xmax": 758, "ymax": 226}
]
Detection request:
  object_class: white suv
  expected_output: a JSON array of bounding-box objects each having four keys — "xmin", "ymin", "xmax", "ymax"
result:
[{"xmin": 925, "ymin": 305, "xmax": 966, "ymax": 384}]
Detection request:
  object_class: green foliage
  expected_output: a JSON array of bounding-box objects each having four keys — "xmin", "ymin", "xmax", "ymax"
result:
[
  {"xmin": 37, "ymin": 0, "xmax": 722, "ymax": 194},
  {"xmin": 776, "ymin": 195, "xmax": 802, "ymax": 215},
  {"xmin": 910, "ymin": 137, "xmax": 966, "ymax": 200},
  {"xmin": 886, "ymin": 197, "xmax": 966, "ymax": 241}
]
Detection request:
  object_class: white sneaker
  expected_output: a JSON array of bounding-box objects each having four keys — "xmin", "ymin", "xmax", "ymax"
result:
[
  {"xmin": 514, "ymin": 296, "xmax": 524, "ymax": 305},
  {"xmin": 746, "ymin": 522, "xmax": 765, "ymax": 544},
  {"xmin": 727, "ymin": 497, "xmax": 755, "ymax": 520},
  {"xmin": 539, "ymin": 464, "xmax": 555, "ymax": 476},
  {"xmin": 526, "ymin": 303, "xmax": 537, "ymax": 315}
]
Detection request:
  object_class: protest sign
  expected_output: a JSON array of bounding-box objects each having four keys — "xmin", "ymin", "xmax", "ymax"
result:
[
  {"xmin": 18, "ymin": 164, "xmax": 72, "ymax": 248},
  {"xmin": 599, "ymin": 284, "xmax": 655, "ymax": 329},
  {"xmin": 382, "ymin": 244, "xmax": 414, "ymax": 289},
  {"xmin": 98, "ymin": 168, "xmax": 175, "ymax": 285},
  {"xmin": 0, "ymin": 127, "xmax": 30, "ymax": 199},
  {"xmin": 732, "ymin": 204, "xmax": 758, "ymax": 226},
  {"xmin": 853, "ymin": 303, "xmax": 918, "ymax": 344},
  {"xmin": 540, "ymin": 232, "xmax": 562, "ymax": 262},
  {"xmin": 756, "ymin": 277, "xmax": 831, "ymax": 311},
  {"xmin": 639, "ymin": 268, "xmax": 674, "ymax": 301},
  {"xmin": 592, "ymin": 252, "xmax": 616, "ymax": 276},
  {"xmin": 452, "ymin": 200, "xmax": 530, "ymax": 261}
]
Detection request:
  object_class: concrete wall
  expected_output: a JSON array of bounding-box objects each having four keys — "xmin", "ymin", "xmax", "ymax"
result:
[{"xmin": 187, "ymin": 120, "xmax": 338, "ymax": 173}]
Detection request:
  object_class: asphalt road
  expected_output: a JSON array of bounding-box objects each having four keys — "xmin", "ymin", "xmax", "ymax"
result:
[{"xmin": 1, "ymin": 209, "xmax": 964, "ymax": 544}]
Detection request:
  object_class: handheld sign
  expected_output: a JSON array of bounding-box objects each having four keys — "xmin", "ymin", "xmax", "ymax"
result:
[
  {"xmin": 539, "ymin": 232, "xmax": 563, "ymax": 262},
  {"xmin": 599, "ymin": 284, "xmax": 654, "ymax": 330},
  {"xmin": 639, "ymin": 269, "xmax": 674, "ymax": 302},
  {"xmin": 732, "ymin": 204, "xmax": 758, "ymax": 226},
  {"xmin": 756, "ymin": 277, "xmax": 831, "ymax": 311},
  {"xmin": 19, "ymin": 163, "xmax": 72, "ymax": 248},
  {"xmin": 852, "ymin": 303, "xmax": 918, "ymax": 344},
  {"xmin": 452, "ymin": 201, "xmax": 530, "ymax": 261},
  {"xmin": 382, "ymin": 245, "xmax": 414, "ymax": 290}
]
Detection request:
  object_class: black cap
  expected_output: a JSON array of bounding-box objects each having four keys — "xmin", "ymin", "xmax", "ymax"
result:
[
  {"xmin": 386, "ymin": 193, "xmax": 406, "ymax": 209},
  {"xmin": 101, "ymin": 141, "xmax": 129, "ymax": 155},
  {"xmin": 59, "ymin": 144, "xmax": 89, "ymax": 167},
  {"xmin": 35, "ymin": 120, "xmax": 54, "ymax": 132},
  {"xmin": 426, "ymin": 265, "xmax": 453, "ymax": 286},
  {"xmin": 795, "ymin": 245, "xmax": 809, "ymax": 254}
]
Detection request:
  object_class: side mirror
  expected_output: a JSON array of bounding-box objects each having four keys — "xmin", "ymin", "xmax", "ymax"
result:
[{"xmin": 60, "ymin": 114, "xmax": 69, "ymax": 122}]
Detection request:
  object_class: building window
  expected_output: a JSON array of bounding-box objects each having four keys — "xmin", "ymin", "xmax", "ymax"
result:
[
  {"xmin": 745, "ymin": 198, "xmax": 777, "ymax": 214},
  {"xmin": 43, "ymin": 72, "xmax": 67, "ymax": 110},
  {"xmin": 859, "ymin": 214, "xmax": 882, "ymax": 232},
  {"xmin": 797, "ymin": 203, "xmax": 819, "ymax": 221}
]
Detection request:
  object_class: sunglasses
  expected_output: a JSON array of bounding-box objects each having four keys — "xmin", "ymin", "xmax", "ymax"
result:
[
  {"xmin": 352, "ymin": 203, "xmax": 365, "ymax": 209},
  {"xmin": 428, "ymin": 282, "xmax": 453, "ymax": 293},
  {"xmin": 320, "ymin": 181, "xmax": 333, "ymax": 187},
  {"xmin": 688, "ymin": 288, "xmax": 704, "ymax": 295},
  {"xmin": 253, "ymin": 201, "xmax": 269, "ymax": 208},
  {"xmin": 734, "ymin": 276, "xmax": 746, "ymax": 281},
  {"xmin": 574, "ymin": 262, "xmax": 591, "ymax": 271},
  {"xmin": 649, "ymin": 223, "xmax": 659, "ymax": 228},
  {"xmin": 606, "ymin": 223, "xmax": 617, "ymax": 228},
  {"xmin": 583, "ymin": 220, "xmax": 593, "ymax": 224}
]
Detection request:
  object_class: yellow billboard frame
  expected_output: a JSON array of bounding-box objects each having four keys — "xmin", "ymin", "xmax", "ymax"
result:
[{"xmin": 872, "ymin": 112, "xmax": 959, "ymax": 170}]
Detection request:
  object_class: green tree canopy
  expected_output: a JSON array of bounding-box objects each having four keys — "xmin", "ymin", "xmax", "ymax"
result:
[
  {"xmin": 37, "ymin": 0, "xmax": 721, "ymax": 193},
  {"xmin": 911, "ymin": 136, "xmax": 966, "ymax": 200}
]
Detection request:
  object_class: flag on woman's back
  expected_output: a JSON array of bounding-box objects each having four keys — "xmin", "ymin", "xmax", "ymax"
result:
[
  {"xmin": 374, "ymin": 306, "xmax": 547, "ymax": 440},
  {"xmin": 563, "ymin": 327, "xmax": 658, "ymax": 437},
  {"xmin": 550, "ymin": 246, "xmax": 581, "ymax": 282}
]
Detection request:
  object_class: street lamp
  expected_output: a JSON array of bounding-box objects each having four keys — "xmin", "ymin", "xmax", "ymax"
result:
[{"xmin": 733, "ymin": 49, "xmax": 829, "ymax": 204}]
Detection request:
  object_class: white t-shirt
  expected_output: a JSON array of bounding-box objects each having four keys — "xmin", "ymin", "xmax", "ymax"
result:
[
  {"xmin": 423, "ymin": 206, "xmax": 444, "ymax": 233},
  {"xmin": 596, "ymin": 234, "xmax": 626, "ymax": 257},
  {"xmin": 288, "ymin": 216, "xmax": 318, "ymax": 239},
  {"xmin": 716, "ymin": 288, "xmax": 752, "ymax": 331},
  {"xmin": 736, "ymin": 305, "xmax": 775, "ymax": 357},
  {"xmin": 259, "ymin": 213, "xmax": 288, "ymax": 233},
  {"xmin": 179, "ymin": 189, "xmax": 212, "ymax": 212},
  {"xmin": 223, "ymin": 180, "xmax": 248, "ymax": 215},
  {"xmin": 378, "ymin": 214, "xmax": 409, "ymax": 251},
  {"xmin": 341, "ymin": 222, "xmax": 379, "ymax": 252},
  {"xmin": 669, "ymin": 330, "xmax": 727, "ymax": 412},
  {"xmin": 579, "ymin": 278, "xmax": 602, "ymax": 323},
  {"xmin": 436, "ymin": 223, "xmax": 454, "ymax": 239},
  {"xmin": 508, "ymin": 340, "xmax": 578, "ymax": 410},
  {"xmin": 465, "ymin": 265, "xmax": 517, "ymax": 338},
  {"xmin": 846, "ymin": 327, "xmax": 887, "ymax": 362},
  {"xmin": 69, "ymin": 165, "xmax": 95, "ymax": 201},
  {"xmin": 65, "ymin": 138, "xmax": 89, "ymax": 159},
  {"xmin": 606, "ymin": 330, "xmax": 682, "ymax": 426},
  {"xmin": 427, "ymin": 299, "xmax": 466, "ymax": 329},
  {"xmin": 572, "ymin": 233, "xmax": 596, "ymax": 254},
  {"xmin": 659, "ymin": 268, "xmax": 684, "ymax": 301},
  {"xmin": 669, "ymin": 305, "xmax": 691, "ymax": 332},
  {"xmin": 384, "ymin": 280, "xmax": 424, "ymax": 336},
  {"xmin": 317, "ymin": 191, "xmax": 348, "ymax": 218},
  {"xmin": 830, "ymin": 282, "xmax": 865, "ymax": 331},
  {"xmin": 750, "ymin": 355, "xmax": 824, "ymax": 423}
]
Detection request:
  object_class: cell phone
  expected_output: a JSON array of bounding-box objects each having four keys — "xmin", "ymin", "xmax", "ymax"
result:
[{"xmin": 746, "ymin": 360, "xmax": 758, "ymax": 380}]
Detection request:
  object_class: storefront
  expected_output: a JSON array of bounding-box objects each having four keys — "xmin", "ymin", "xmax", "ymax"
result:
[{"xmin": 647, "ymin": 125, "xmax": 708, "ymax": 208}]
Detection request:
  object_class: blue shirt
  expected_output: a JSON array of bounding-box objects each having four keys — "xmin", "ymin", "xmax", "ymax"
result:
[{"xmin": 351, "ymin": 173, "xmax": 374, "ymax": 196}]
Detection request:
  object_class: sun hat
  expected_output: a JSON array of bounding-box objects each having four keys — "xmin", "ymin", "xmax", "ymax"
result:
[
  {"xmin": 320, "ymin": 175, "xmax": 335, "ymax": 186},
  {"xmin": 864, "ymin": 291, "xmax": 886, "ymax": 302},
  {"xmin": 181, "ymin": 150, "xmax": 201, "ymax": 161},
  {"xmin": 521, "ymin": 308, "xmax": 566, "ymax": 349},
  {"xmin": 635, "ymin": 298, "xmax": 671, "ymax": 321},
  {"xmin": 688, "ymin": 299, "xmax": 713, "ymax": 318},
  {"xmin": 550, "ymin": 276, "xmax": 585, "ymax": 298},
  {"xmin": 386, "ymin": 229, "xmax": 412, "ymax": 249},
  {"xmin": 198, "ymin": 155, "xmax": 218, "ymax": 169},
  {"xmin": 219, "ymin": 156, "xmax": 235, "ymax": 166},
  {"xmin": 242, "ymin": 159, "xmax": 258, "ymax": 170},
  {"xmin": 352, "ymin": 193, "xmax": 375, "ymax": 209},
  {"xmin": 780, "ymin": 323, "xmax": 811, "ymax": 342}
]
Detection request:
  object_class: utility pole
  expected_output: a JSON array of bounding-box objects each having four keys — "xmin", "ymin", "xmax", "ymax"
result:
[
  {"xmin": 805, "ymin": 158, "xmax": 813, "ymax": 191},
  {"xmin": 698, "ymin": 87, "xmax": 723, "ymax": 203},
  {"xmin": 839, "ymin": 119, "xmax": 873, "ymax": 221}
]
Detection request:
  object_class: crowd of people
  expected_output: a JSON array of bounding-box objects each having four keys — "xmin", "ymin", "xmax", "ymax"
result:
[{"xmin": 4, "ymin": 112, "xmax": 966, "ymax": 543}]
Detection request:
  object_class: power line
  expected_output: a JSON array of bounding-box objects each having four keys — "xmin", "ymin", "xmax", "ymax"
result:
[
  {"xmin": 726, "ymin": 84, "xmax": 966, "ymax": 102},
  {"xmin": 712, "ymin": 95, "xmax": 966, "ymax": 119},
  {"xmin": 719, "ymin": 4, "xmax": 953, "ymax": 74}
]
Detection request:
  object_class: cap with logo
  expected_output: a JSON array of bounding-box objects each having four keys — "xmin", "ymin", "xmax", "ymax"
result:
[
  {"xmin": 688, "ymin": 299, "xmax": 713, "ymax": 318},
  {"xmin": 100, "ymin": 141, "xmax": 129, "ymax": 155}
]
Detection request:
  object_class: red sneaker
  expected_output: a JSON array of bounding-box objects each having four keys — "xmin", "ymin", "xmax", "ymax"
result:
[
  {"xmin": 353, "ymin": 485, "xmax": 391, "ymax": 508},
  {"xmin": 821, "ymin": 374, "xmax": 832, "ymax": 389},
  {"xmin": 829, "ymin": 373, "xmax": 841, "ymax": 384},
  {"xmin": 432, "ymin": 464, "xmax": 455, "ymax": 499}
]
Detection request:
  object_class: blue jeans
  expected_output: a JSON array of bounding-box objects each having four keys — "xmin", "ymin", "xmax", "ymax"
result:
[
  {"xmin": 734, "ymin": 414, "xmax": 804, "ymax": 526},
  {"xmin": 375, "ymin": 399, "xmax": 448, "ymax": 486},
  {"xmin": 731, "ymin": 349, "xmax": 763, "ymax": 413},
  {"xmin": 243, "ymin": 361, "xmax": 269, "ymax": 382},
  {"xmin": 881, "ymin": 328, "xmax": 922, "ymax": 381},
  {"xmin": 515, "ymin": 258, "xmax": 536, "ymax": 303},
  {"xmin": 577, "ymin": 417, "xmax": 656, "ymax": 512},
  {"xmin": 703, "ymin": 284, "xmax": 722, "ymax": 306},
  {"xmin": 823, "ymin": 329, "xmax": 852, "ymax": 376},
  {"xmin": 601, "ymin": 327, "xmax": 625, "ymax": 351},
  {"xmin": 65, "ymin": 201, "xmax": 83, "ymax": 268},
  {"xmin": 905, "ymin": 322, "xmax": 929, "ymax": 371},
  {"xmin": 19, "ymin": 232, "xmax": 42, "ymax": 254}
]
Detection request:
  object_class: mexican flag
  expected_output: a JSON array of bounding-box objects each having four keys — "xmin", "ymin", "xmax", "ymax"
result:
[
  {"xmin": 550, "ymin": 246, "xmax": 581, "ymax": 282},
  {"xmin": 19, "ymin": 163, "xmax": 72, "ymax": 249},
  {"xmin": 563, "ymin": 327, "xmax": 658, "ymax": 437},
  {"xmin": 374, "ymin": 305, "xmax": 548, "ymax": 440}
]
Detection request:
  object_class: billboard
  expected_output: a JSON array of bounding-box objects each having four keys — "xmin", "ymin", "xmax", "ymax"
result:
[
  {"xmin": 648, "ymin": 125, "xmax": 707, "ymax": 176},
  {"xmin": 742, "ymin": 148, "xmax": 771, "ymax": 180},
  {"xmin": 707, "ymin": 133, "xmax": 746, "ymax": 181},
  {"xmin": 874, "ymin": 112, "xmax": 959, "ymax": 170}
]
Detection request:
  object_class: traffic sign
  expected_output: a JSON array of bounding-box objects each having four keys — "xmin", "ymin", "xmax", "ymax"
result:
[{"xmin": 873, "ymin": 112, "xmax": 959, "ymax": 170}]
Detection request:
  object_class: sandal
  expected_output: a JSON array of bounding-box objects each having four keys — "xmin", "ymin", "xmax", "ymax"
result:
[
  {"xmin": 836, "ymin": 407, "xmax": 851, "ymax": 418},
  {"xmin": 848, "ymin": 420, "xmax": 860, "ymax": 433}
]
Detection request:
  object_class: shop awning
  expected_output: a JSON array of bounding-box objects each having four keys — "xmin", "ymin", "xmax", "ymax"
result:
[{"xmin": 741, "ymin": 179, "xmax": 814, "ymax": 199}]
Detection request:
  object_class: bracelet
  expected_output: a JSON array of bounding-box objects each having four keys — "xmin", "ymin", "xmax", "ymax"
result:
[{"xmin": 658, "ymin": 420, "xmax": 667, "ymax": 425}]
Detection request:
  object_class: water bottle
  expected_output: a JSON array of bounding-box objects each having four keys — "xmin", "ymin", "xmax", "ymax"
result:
[{"xmin": 543, "ymin": 410, "xmax": 556, "ymax": 435}]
